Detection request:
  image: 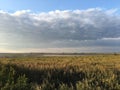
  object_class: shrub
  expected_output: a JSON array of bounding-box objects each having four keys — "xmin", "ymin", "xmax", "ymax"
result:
[{"xmin": 0, "ymin": 64, "xmax": 32, "ymax": 90}]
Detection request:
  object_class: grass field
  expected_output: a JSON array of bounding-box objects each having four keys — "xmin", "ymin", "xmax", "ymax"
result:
[{"xmin": 0, "ymin": 54, "xmax": 120, "ymax": 90}]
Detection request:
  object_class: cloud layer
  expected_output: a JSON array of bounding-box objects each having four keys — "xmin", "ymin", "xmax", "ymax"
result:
[{"xmin": 0, "ymin": 8, "xmax": 120, "ymax": 52}]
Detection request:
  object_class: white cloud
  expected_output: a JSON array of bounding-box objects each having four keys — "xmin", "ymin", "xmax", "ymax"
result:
[
  {"xmin": 12, "ymin": 10, "xmax": 31, "ymax": 16},
  {"xmin": 102, "ymin": 37, "xmax": 120, "ymax": 40},
  {"xmin": 0, "ymin": 8, "xmax": 120, "ymax": 52}
]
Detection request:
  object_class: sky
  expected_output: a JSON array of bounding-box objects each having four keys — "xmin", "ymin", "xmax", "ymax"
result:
[
  {"xmin": 0, "ymin": 0, "xmax": 120, "ymax": 53},
  {"xmin": 0, "ymin": 0, "xmax": 120, "ymax": 12}
]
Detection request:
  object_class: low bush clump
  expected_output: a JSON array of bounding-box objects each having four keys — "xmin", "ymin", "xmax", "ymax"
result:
[{"xmin": 0, "ymin": 63, "xmax": 32, "ymax": 90}]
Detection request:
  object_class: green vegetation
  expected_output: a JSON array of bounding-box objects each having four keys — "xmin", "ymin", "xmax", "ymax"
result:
[
  {"xmin": 0, "ymin": 63, "xmax": 32, "ymax": 90},
  {"xmin": 0, "ymin": 54, "xmax": 120, "ymax": 90}
]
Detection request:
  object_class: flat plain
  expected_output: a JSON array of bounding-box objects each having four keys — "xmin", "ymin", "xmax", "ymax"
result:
[{"xmin": 0, "ymin": 53, "xmax": 120, "ymax": 90}]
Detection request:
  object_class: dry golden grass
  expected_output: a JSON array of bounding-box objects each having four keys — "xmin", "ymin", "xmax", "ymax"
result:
[
  {"xmin": 0, "ymin": 54, "xmax": 120, "ymax": 90},
  {"xmin": 0, "ymin": 54, "xmax": 120, "ymax": 70}
]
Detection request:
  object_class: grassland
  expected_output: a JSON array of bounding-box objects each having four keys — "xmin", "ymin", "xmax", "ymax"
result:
[{"xmin": 0, "ymin": 54, "xmax": 120, "ymax": 90}]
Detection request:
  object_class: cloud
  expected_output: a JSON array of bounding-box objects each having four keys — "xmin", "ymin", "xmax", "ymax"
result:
[
  {"xmin": 102, "ymin": 37, "xmax": 120, "ymax": 40},
  {"xmin": 0, "ymin": 8, "xmax": 120, "ymax": 52}
]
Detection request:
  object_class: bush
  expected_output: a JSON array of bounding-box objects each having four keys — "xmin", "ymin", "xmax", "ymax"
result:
[{"xmin": 0, "ymin": 64, "xmax": 32, "ymax": 90}]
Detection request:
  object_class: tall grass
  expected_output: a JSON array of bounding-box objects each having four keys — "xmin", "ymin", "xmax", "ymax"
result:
[{"xmin": 0, "ymin": 54, "xmax": 120, "ymax": 90}]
